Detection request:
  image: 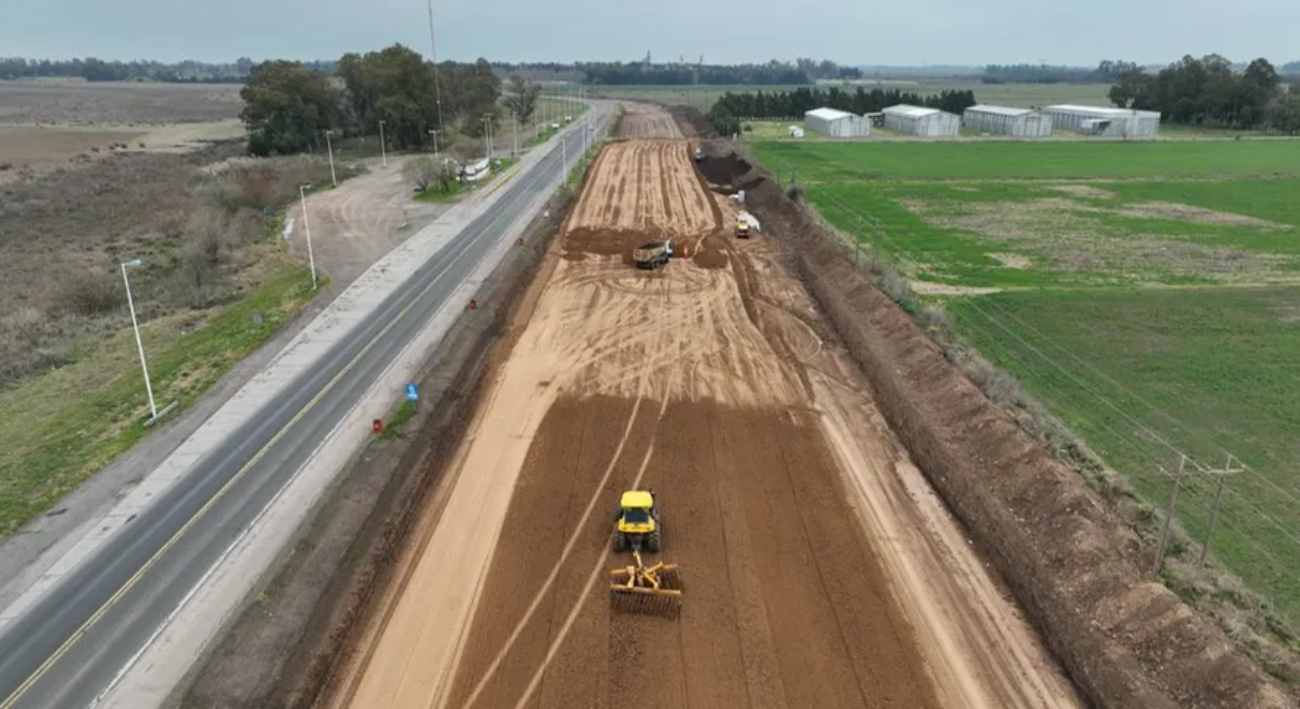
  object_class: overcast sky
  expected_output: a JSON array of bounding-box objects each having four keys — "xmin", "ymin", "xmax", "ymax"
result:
[{"xmin": 3, "ymin": 0, "xmax": 1297, "ymax": 67}]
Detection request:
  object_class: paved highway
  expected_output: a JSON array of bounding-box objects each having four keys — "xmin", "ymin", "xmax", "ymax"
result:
[{"xmin": 0, "ymin": 111, "xmax": 607, "ymax": 708}]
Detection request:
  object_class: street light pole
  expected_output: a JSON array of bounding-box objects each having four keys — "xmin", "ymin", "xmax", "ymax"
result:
[
  {"xmin": 324, "ymin": 130, "xmax": 337, "ymax": 187},
  {"xmin": 120, "ymin": 259, "xmax": 158, "ymax": 420},
  {"xmin": 378, "ymin": 120, "xmax": 387, "ymax": 167},
  {"xmin": 299, "ymin": 184, "xmax": 318, "ymax": 290}
]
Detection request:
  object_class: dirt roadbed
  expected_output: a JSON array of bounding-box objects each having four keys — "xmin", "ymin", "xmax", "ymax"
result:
[{"xmin": 321, "ymin": 122, "xmax": 1079, "ymax": 708}]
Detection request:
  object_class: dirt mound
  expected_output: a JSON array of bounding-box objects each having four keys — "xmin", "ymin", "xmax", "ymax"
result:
[
  {"xmin": 563, "ymin": 227, "xmax": 653, "ymax": 259},
  {"xmin": 737, "ymin": 156, "xmax": 1291, "ymax": 707},
  {"xmin": 691, "ymin": 236, "xmax": 729, "ymax": 269},
  {"xmin": 696, "ymin": 151, "xmax": 753, "ymax": 187},
  {"xmin": 667, "ymin": 105, "xmax": 714, "ymax": 138}
]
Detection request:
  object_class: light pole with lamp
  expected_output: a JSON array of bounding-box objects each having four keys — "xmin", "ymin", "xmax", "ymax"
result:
[
  {"xmin": 120, "ymin": 258, "xmax": 158, "ymax": 421},
  {"xmin": 323, "ymin": 129, "xmax": 338, "ymax": 187},
  {"xmin": 378, "ymin": 120, "xmax": 387, "ymax": 167},
  {"xmin": 299, "ymin": 184, "xmax": 318, "ymax": 290}
]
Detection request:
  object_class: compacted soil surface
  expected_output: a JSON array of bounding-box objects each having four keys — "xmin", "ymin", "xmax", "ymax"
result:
[{"xmin": 322, "ymin": 110, "xmax": 1080, "ymax": 709}]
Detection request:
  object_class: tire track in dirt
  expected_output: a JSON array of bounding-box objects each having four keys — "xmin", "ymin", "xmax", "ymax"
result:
[{"xmin": 339, "ymin": 109, "xmax": 1080, "ymax": 709}]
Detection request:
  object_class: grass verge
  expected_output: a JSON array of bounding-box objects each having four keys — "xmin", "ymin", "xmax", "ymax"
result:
[{"xmin": 0, "ymin": 249, "xmax": 318, "ymax": 536}]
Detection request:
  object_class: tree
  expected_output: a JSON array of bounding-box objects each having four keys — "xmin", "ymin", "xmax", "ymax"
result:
[
  {"xmin": 1109, "ymin": 69, "xmax": 1156, "ymax": 109},
  {"xmin": 504, "ymin": 75, "xmax": 541, "ymax": 125},
  {"xmin": 404, "ymin": 156, "xmax": 458, "ymax": 193},
  {"xmin": 708, "ymin": 103, "xmax": 740, "ymax": 137},
  {"xmin": 338, "ymin": 44, "xmax": 439, "ymax": 149},
  {"xmin": 240, "ymin": 61, "xmax": 339, "ymax": 156},
  {"xmin": 1269, "ymin": 93, "xmax": 1300, "ymax": 134}
]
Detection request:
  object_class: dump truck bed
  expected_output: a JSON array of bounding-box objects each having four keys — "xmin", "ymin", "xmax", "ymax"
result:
[{"xmin": 632, "ymin": 240, "xmax": 673, "ymax": 269}]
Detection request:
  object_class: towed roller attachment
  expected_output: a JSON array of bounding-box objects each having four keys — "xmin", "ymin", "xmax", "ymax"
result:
[{"xmin": 609, "ymin": 551, "xmax": 682, "ymax": 618}]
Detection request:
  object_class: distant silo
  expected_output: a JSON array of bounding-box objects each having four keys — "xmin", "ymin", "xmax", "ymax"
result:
[
  {"xmin": 962, "ymin": 105, "xmax": 1053, "ymax": 138},
  {"xmin": 882, "ymin": 104, "xmax": 960, "ymax": 137},
  {"xmin": 804, "ymin": 107, "xmax": 870, "ymax": 138},
  {"xmin": 1042, "ymin": 105, "xmax": 1161, "ymax": 137}
]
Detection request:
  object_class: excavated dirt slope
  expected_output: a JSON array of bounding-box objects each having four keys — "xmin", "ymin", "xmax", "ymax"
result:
[{"xmin": 324, "ymin": 126, "xmax": 1080, "ymax": 708}]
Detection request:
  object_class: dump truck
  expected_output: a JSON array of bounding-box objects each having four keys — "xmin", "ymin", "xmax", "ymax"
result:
[
  {"xmin": 632, "ymin": 240, "xmax": 673, "ymax": 270},
  {"xmin": 735, "ymin": 221, "xmax": 751, "ymax": 239},
  {"xmin": 610, "ymin": 490, "xmax": 682, "ymax": 617}
]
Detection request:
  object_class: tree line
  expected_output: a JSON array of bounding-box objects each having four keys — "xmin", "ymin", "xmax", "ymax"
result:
[
  {"xmin": 577, "ymin": 58, "xmax": 866, "ymax": 86},
  {"xmin": 707, "ymin": 86, "xmax": 977, "ymax": 133},
  {"xmin": 1109, "ymin": 55, "xmax": 1300, "ymax": 132},
  {"xmin": 241, "ymin": 45, "xmax": 522, "ymax": 157},
  {"xmin": 0, "ymin": 56, "xmax": 338, "ymax": 83},
  {"xmin": 579, "ymin": 59, "xmax": 824, "ymax": 86},
  {"xmin": 982, "ymin": 60, "xmax": 1137, "ymax": 84}
]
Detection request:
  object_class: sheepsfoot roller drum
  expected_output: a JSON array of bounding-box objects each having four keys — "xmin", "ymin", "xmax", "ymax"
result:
[{"xmin": 609, "ymin": 551, "xmax": 683, "ymax": 618}]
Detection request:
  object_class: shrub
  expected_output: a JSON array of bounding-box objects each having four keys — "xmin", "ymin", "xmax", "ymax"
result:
[
  {"xmin": 403, "ymin": 156, "xmax": 438, "ymax": 191},
  {"xmin": 57, "ymin": 271, "xmax": 121, "ymax": 316}
]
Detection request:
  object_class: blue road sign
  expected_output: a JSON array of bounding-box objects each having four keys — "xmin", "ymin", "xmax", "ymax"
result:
[{"xmin": 405, "ymin": 383, "xmax": 419, "ymax": 401}]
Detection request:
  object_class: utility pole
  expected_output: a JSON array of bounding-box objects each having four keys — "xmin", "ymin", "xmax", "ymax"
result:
[
  {"xmin": 120, "ymin": 258, "xmax": 158, "ymax": 421},
  {"xmin": 512, "ymin": 113, "xmax": 518, "ymax": 157},
  {"xmin": 324, "ymin": 130, "xmax": 337, "ymax": 187},
  {"xmin": 1200, "ymin": 454, "xmax": 1244, "ymax": 566},
  {"xmin": 1153, "ymin": 454, "xmax": 1187, "ymax": 576},
  {"xmin": 426, "ymin": 0, "xmax": 444, "ymax": 130},
  {"xmin": 429, "ymin": 128, "xmax": 439, "ymax": 156},
  {"xmin": 378, "ymin": 120, "xmax": 387, "ymax": 167},
  {"xmin": 299, "ymin": 184, "xmax": 318, "ymax": 289}
]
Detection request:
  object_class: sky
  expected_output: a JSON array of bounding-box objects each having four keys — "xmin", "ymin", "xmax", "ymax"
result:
[{"xmin": 3, "ymin": 0, "xmax": 1297, "ymax": 67}]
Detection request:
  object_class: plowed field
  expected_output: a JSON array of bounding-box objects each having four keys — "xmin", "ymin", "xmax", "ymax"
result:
[{"xmin": 326, "ymin": 111, "xmax": 1080, "ymax": 709}]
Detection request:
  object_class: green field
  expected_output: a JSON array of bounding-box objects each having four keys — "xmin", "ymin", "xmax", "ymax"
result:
[
  {"xmin": 750, "ymin": 137, "xmax": 1300, "ymax": 628},
  {"xmin": 756, "ymin": 140, "xmax": 1300, "ymax": 180}
]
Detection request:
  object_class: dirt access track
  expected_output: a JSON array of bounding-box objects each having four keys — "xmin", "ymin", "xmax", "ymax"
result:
[{"xmin": 322, "ymin": 113, "xmax": 1080, "ymax": 708}]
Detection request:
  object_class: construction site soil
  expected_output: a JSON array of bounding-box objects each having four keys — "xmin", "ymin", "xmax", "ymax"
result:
[
  {"xmin": 318, "ymin": 113, "xmax": 1083, "ymax": 709},
  {"xmin": 699, "ymin": 144, "xmax": 1290, "ymax": 708}
]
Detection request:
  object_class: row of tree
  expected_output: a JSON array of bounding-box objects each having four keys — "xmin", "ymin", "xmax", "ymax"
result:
[
  {"xmin": 0, "ymin": 56, "xmax": 341, "ymax": 83},
  {"xmin": 708, "ymin": 86, "xmax": 977, "ymax": 127},
  {"xmin": 982, "ymin": 60, "xmax": 1138, "ymax": 84},
  {"xmin": 241, "ymin": 45, "xmax": 521, "ymax": 156},
  {"xmin": 578, "ymin": 59, "xmax": 814, "ymax": 85},
  {"xmin": 1109, "ymin": 55, "xmax": 1300, "ymax": 131}
]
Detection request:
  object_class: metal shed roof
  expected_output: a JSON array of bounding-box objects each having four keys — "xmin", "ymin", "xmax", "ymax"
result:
[
  {"xmin": 882, "ymin": 104, "xmax": 940, "ymax": 118},
  {"xmin": 806, "ymin": 107, "xmax": 857, "ymax": 121},
  {"xmin": 965, "ymin": 104, "xmax": 1036, "ymax": 117},
  {"xmin": 1045, "ymin": 104, "xmax": 1159, "ymax": 118}
]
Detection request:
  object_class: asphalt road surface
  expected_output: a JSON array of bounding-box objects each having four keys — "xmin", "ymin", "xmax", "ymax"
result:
[{"xmin": 0, "ymin": 114, "xmax": 605, "ymax": 709}]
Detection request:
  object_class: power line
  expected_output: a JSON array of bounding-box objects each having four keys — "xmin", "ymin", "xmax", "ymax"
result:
[
  {"xmin": 962, "ymin": 300, "xmax": 1300, "ymax": 556},
  {"xmin": 980, "ymin": 297, "xmax": 1300, "ymax": 510}
]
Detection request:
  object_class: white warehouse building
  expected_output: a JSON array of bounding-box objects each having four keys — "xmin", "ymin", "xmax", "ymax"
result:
[
  {"xmin": 1042, "ymin": 104, "xmax": 1161, "ymax": 137},
  {"xmin": 804, "ymin": 107, "xmax": 870, "ymax": 138},
  {"xmin": 882, "ymin": 104, "xmax": 960, "ymax": 137},
  {"xmin": 962, "ymin": 105, "xmax": 1053, "ymax": 138}
]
